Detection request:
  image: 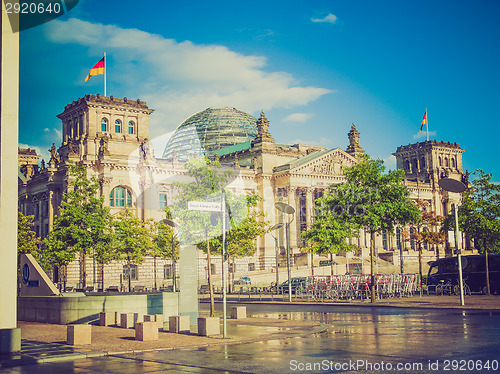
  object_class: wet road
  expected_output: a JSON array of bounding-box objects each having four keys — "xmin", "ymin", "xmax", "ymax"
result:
[{"xmin": 4, "ymin": 304, "xmax": 500, "ymax": 373}]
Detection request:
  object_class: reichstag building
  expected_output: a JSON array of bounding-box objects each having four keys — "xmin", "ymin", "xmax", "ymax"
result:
[{"xmin": 18, "ymin": 95, "xmax": 472, "ymax": 290}]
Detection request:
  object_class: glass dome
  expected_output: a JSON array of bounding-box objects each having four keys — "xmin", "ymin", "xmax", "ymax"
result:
[{"xmin": 162, "ymin": 107, "xmax": 258, "ymax": 161}]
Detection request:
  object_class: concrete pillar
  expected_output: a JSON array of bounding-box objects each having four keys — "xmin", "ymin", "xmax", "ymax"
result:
[
  {"xmin": 231, "ymin": 306, "xmax": 246, "ymax": 319},
  {"xmin": 0, "ymin": 3, "xmax": 21, "ymax": 353},
  {"xmin": 198, "ymin": 317, "xmax": 220, "ymax": 336},
  {"xmin": 169, "ymin": 315, "xmax": 190, "ymax": 333},
  {"xmin": 135, "ymin": 321, "xmax": 158, "ymax": 341},
  {"xmin": 67, "ymin": 325, "xmax": 91, "ymax": 345}
]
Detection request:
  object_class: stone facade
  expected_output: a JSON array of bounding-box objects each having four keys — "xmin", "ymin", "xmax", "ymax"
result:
[{"xmin": 18, "ymin": 95, "xmax": 474, "ymax": 289}]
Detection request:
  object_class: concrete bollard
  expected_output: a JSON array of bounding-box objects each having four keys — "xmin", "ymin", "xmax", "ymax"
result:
[
  {"xmin": 135, "ymin": 321, "xmax": 159, "ymax": 341},
  {"xmin": 99, "ymin": 312, "xmax": 117, "ymax": 326},
  {"xmin": 169, "ymin": 315, "xmax": 190, "ymax": 334},
  {"xmin": 197, "ymin": 317, "xmax": 220, "ymax": 336},
  {"xmin": 231, "ymin": 306, "xmax": 247, "ymax": 319},
  {"xmin": 67, "ymin": 324, "xmax": 91, "ymax": 345},
  {"xmin": 155, "ymin": 314, "xmax": 164, "ymax": 331},
  {"xmin": 120, "ymin": 313, "xmax": 134, "ymax": 329}
]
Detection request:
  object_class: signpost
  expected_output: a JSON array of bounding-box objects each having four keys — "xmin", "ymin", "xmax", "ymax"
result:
[
  {"xmin": 188, "ymin": 201, "xmax": 222, "ymax": 212},
  {"xmin": 189, "ymin": 197, "xmax": 228, "ymax": 338}
]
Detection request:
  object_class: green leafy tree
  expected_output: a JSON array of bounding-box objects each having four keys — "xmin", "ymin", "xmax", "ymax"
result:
[
  {"xmin": 409, "ymin": 201, "xmax": 445, "ymax": 284},
  {"xmin": 18, "ymin": 212, "xmax": 41, "ymax": 259},
  {"xmin": 318, "ymin": 158, "xmax": 421, "ymax": 301},
  {"xmin": 148, "ymin": 218, "xmax": 179, "ymax": 290},
  {"xmin": 302, "ymin": 205, "xmax": 359, "ymax": 276},
  {"xmin": 443, "ymin": 169, "xmax": 500, "ymax": 294},
  {"xmin": 169, "ymin": 157, "xmax": 264, "ymax": 313},
  {"xmin": 113, "ymin": 207, "xmax": 153, "ymax": 292},
  {"xmin": 199, "ymin": 195, "xmax": 268, "ymax": 291},
  {"xmin": 44, "ymin": 163, "xmax": 114, "ymax": 290}
]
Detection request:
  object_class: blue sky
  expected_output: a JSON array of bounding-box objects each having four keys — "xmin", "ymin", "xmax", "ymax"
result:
[{"xmin": 18, "ymin": 0, "xmax": 500, "ymax": 181}]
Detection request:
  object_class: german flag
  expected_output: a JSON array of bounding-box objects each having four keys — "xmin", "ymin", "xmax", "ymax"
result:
[
  {"xmin": 84, "ymin": 56, "xmax": 105, "ymax": 82},
  {"xmin": 418, "ymin": 112, "xmax": 427, "ymax": 133}
]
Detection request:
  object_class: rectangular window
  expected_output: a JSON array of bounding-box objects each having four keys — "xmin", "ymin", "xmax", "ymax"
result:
[
  {"xmin": 164, "ymin": 264, "xmax": 172, "ymax": 278},
  {"xmin": 159, "ymin": 193, "xmax": 167, "ymax": 210},
  {"xmin": 123, "ymin": 264, "xmax": 138, "ymax": 280},
  {"xmin": 115, "ymin": 187, "xmax": 125, "ymax": 207},
  {"xmin": 382, "ymin": 230, "xmax": 388, "ymax": 251},
  {"xmin": 248, "ymin": 263, "xmax": 255, "ymax": 272}
]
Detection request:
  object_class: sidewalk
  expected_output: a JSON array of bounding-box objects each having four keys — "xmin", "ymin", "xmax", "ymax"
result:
[{"xmin": 2, "ymin": 294, "xmax": 499, "ymax": 369}]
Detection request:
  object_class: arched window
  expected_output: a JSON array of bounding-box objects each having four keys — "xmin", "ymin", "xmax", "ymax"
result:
[
  {"xmin": 410, "ymin": 227, "xmax": 416, "ymax": 251},
  {"xmin": 420, "ymin": 156, "xmax": 426, "ymax": 169},
  {"xmin": 423, "ymin": 227, "xmax": 429, "ymax": 250},
  {"xmin": 115, "ymin": 119, "xmax": 122, "ymax": 133},
  {"xmin": 439, "ymin": 156, "xmax": 442, "ymax": 167},
  {"xmin": 109, "ymin": 186, "xmax": 132, "ymax": 207},
  {"xmin": 412, "ymin": 159, "xmax": 419, "ymax": 172},
  {"xmin": 451, "ymin": 157, "xmax": 456, "ymax": 168},
  {"xmin": 128, "ymin": 121, "xmax": 135, "ymax": 135},
  {"xmin": 101, "ymin": 118, "xmax": 109, "ymax": 132},
  {"xmin": 404, "ymin": 160, "xmax": 410, "ymax": 171},
  {"xmin": 445, "ymin": 157, "xmax": 449, "ymax": 167}
]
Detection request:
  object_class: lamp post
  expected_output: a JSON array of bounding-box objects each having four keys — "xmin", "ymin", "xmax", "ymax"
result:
[
  {"xmin": 163, "ymin": 219, "xmax": 177, "ymax": 292},
  {"xmin": 275, "ymin": 202, "xmax": 295, "ymax": 302},
  {"xmin": 438, "ymin": 177, "xmax": 467, "ymax": 306},
  {"xmin": 270, "ymin": 223, "xmax": 284, "ymax": 291}
]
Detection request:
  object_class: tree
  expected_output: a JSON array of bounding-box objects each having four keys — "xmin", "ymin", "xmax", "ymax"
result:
[
  {"xmin": 317, "ymin": 158, "xmax": 421, "ymax": 302},
  {"xmin": 168, "ymin": 157, "xmax": 264, "ymax": 314},
  {"xmin": 447, "ymin": 169, "xmax": 500, "ymax": 294},
  {"xmin": 302, "ymin": 204, "xmax": 359, "ymax": 276},
  {"xmin": 18, "ymin": 212, "xmax": 41, "ymax": 260},
  {"xmin": 199, "ymin": 195, "xmax": 268, "ymax": 291},
  {"xmin": 148, "ymin": 219, "xmax": 179, "ymax": 290},
  {"xmin": 44, "ymin": 163, "xmax": 113, "ymax": 290},
  {"xmin": 408, "ymin": 201, "xmax": 445, "ymax": 284},
  {"xmin": 112, "ymin": 207, "xmax": 153, "ymax": 292}
]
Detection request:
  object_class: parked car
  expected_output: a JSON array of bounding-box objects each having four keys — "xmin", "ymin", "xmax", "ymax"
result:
[
  {"xmin": 427, "ymin": 254, "xmax": 500, "ymax": 294},
  {"xmin": 234, "ymin": 275, "xmax": 251, "ymax": 285},
  {"xmin": 277, "ymin": 277, "xmax": 306, "ymax": 294}
]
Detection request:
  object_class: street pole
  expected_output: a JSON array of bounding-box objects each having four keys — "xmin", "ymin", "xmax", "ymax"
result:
[
  {"xmin": 222, "ymin": 191, "xmax": 227, "ymax": 338},
  {"xmin": 275, "ymin": 202, "xmax": 295, "ymax": 303},
  {"xmin": 270, "ymin": 223, "xmax": 283, "ymax": 292},
  {"xmin": 172, "ymin": 232, "xmax": 176, "ymax": 292},
  {"xmin": 454, "ymin": 203, "xmax": 465, "ymax": 306},
  {"xmin": 438, "ymin": 177, "xmax": 467, "ymax": 307},
  {"xmin": 286, "ymin": 221, "xmax": 292, "ymax": 302}
]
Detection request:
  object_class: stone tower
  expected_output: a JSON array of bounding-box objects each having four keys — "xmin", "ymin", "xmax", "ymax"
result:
[
  {"xmin": 346, "ymin": 123, "xmax": 365, "ymax": 157},
  {"xmin": 56, "ymin": 94, "xmax": 154, "ymax": 162}
]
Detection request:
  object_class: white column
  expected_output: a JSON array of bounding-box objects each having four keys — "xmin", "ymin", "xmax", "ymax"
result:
[{"xmin": 0, "ymin": 4, "xmax": 21, "ymax": 352}]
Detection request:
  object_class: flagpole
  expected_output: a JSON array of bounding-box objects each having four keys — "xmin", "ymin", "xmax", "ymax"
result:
[
  {"xmin": 104, "ymin": 52, "xmax": 107, "ymax": 97},
  {"xmin": 426, "ymin": 108, "xmax": 429, "ymax": 141}
]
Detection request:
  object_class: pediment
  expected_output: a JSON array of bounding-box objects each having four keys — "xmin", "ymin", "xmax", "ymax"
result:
[{"xmin": 274, "ymin": 148, "xmax": 357, "ymax": 176}]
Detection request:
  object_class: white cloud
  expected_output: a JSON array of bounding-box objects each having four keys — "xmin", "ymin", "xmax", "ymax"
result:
[
  {"xmin": 45, "ymin": 18, "xmax": 332, "ymax": 139},
  {"xmin": 413, "ymin": 131, "xmax": 437, "ymax": 140},
  {"xmin": 282, "ymin": 113, "xmax": 313, "ymax": 123},
  {"xmin": 383, "ymin": 155, "xmax": 397, "ymax": 171},
  {"xmin": 18, "ymin": 143, "xmax": 47, "ymax": 164},
  {"xmin": 311, "ymin": 14, "xmax": 338, "ymax": 24}
]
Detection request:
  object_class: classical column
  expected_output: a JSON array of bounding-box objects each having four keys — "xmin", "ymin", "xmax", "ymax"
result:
[
  {"xmin": 0, "ymin": 4, "xmax": 21, "ymax": 352},
  {"xmin": 305, "ymin": 188, "xmax": 313, "ymax": 229},
  {"xmin": 287, "ymin": 187, "xmax": 298, "ymax": 254}
]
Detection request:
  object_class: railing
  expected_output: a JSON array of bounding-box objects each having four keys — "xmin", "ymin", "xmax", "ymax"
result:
[{"xmin": 198, "ymin": 274, "xmax": 421, "ymax": 302}]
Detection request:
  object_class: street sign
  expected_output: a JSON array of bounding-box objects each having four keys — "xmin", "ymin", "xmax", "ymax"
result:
[{"xmin": 188, "ymin": 201, "xmax": 222, "ymax": 212}]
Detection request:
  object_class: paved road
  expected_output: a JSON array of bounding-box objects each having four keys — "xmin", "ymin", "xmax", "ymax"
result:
[{"xmin": 3, "ymin": 304, "xmax": 500, "ymax": 373}]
